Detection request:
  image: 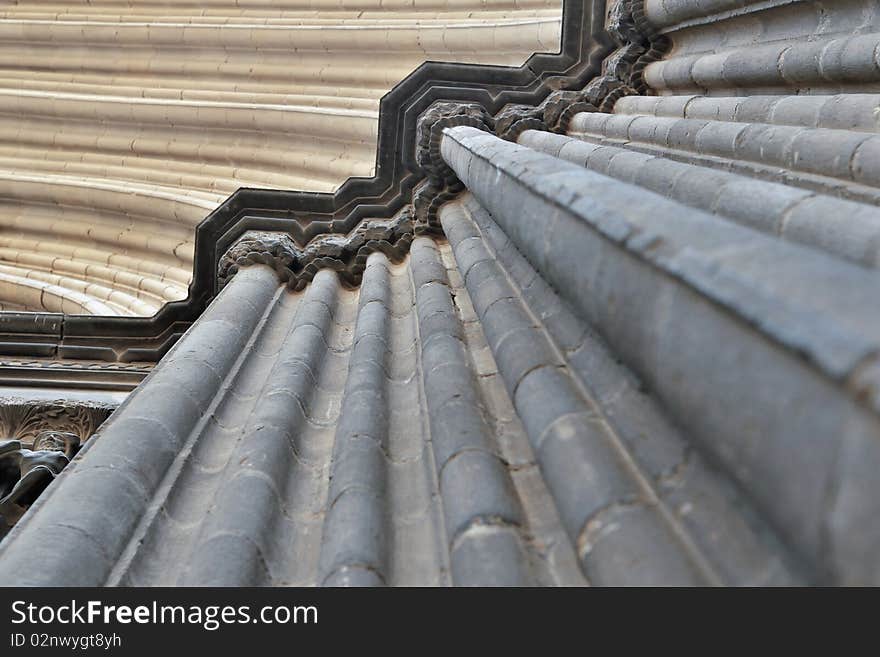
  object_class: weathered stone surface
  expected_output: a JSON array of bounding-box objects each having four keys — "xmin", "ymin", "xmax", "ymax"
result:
[
  {"xmin": 5, "ymin": 0, "xmax": 880, "ymax": 589},
  {"xmin": 0, "ymin": 1, "xmax": 562, "ymax": 316},
  {"xmin": 441, "ymin": 125, "xmax": 880, "ymax": 584}
]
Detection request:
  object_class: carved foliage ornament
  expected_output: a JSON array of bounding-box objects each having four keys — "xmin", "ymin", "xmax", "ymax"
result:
[{"xmin": 581, "ymin": 0, "xmax": 670, "ymax": 106}]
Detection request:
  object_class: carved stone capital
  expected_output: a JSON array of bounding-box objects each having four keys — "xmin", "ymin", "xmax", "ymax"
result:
[
  {"xmin": 416, "ymin": 102, "xmax": 492, "ymax": 184},
  {"xmin": 581, "ymin": 0, "xmax": 669, "ymax": 107},
  {"xmin": 217, "ymin": 231, "xmax": 300, "ymax": 289},
  {"xmin": 412, "ymin": 178, "xmax": 463, "ymax": 234},
  {"xmin": 413, "ymin": 102, "xmax": 493, "ymax": 230},
  {"xmin": 294, "ymin": 207, "xmax": 414, "ymax": 290},
  {"xmin": 539, "ymin": 90, "xmax": 599, "ymax": 133},
  {"xmin": 409, "ymin": 4, "xmax": 668, "ymax": 230},
  {"xmin": 218, "ymin": 210, "xmax": 415, "ymax": 291},
  {"xmin": 493, "ymin": 104, "xmax": 547, "ymax": 141}
]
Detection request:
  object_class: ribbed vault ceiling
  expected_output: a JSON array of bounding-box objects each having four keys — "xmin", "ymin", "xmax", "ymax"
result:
[{"xmin": 0, "ymin": 0, "xmax": 561, "ymax": 316}]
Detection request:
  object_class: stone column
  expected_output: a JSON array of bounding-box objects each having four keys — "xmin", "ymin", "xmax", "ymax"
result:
[
  {"xmin": 0, "ymin": 259, "xmax": 282, "ymax": 585},
  {"xmin": 437, "ymin": 123, "xmax": 880, "ymax": 584}
]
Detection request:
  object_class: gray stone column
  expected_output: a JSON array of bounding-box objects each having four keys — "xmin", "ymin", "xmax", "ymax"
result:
[
  {"xmin": 438, "ymin": 123, "xmax": 880, "ymax": 584},
  {"xmin": 0, "ymin": 263, "xmax": 281, "ymax": 585}
]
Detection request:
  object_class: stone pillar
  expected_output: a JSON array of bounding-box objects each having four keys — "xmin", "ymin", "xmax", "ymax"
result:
[
  {"xmin": 0, "ymin": 261, "xmax": 282, "ymax": 585},
  {"xmin": 437, "ymin": 123, "xmax": 880, "ymax": 584}
]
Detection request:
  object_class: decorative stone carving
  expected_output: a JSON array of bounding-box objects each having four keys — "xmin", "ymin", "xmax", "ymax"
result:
[
  {"xmin": 493, "ymin": 104, "xmax": 547, "ymax": 142},
  {"xmin": 578, "ymin": 0, "xmax": 670, "ymax": 109},
  {"xmin": 539, "ymin": 90, "xmax": 599, "ymax": 134},
  {"xmin": 414, "ymin": 102, "xmax": 493, "ymax": 231},
  {"xmin": 217, "ymin": 231, "xmax": 300, "ymax": 290},
  {"xmin": 0, "ymin": 431, "xmax": 80, "ymax": 538},
  {"xmin": 0, "ymin": 398, "xmax": 115, "ymax": 447},
  {"xmin": 0, "ymin": 399, "xmax": 110, "ymax": 538},
  {"xmin": 218, "ymin": 209, "xmax": 415, "ymax": 291},
  {"xmin": 416, "ymin": 102, "xmax": 493, "ymax": 182},
  {"xmin": 214, "ymin": 3, "xmax": 664, "ymax": 255}
]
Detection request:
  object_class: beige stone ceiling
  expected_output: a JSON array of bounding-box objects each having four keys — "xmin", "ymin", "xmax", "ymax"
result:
[{"xmin": 0, "ymin": 0, "xmax": 561, "ymax": 316}]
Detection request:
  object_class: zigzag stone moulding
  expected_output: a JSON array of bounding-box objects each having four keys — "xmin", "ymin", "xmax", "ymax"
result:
[{"xmin": 0, "ymin": 0, "xmax": 613, "ymax": 365}]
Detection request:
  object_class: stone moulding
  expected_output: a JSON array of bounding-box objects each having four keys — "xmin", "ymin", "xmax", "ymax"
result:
[
  {"xmin": 0, "ymin": 358, "xmax": 148, "ymax": 392},
  {"xmin": 0, "ymin": 0, "xmax": 655, "ymax": 364},
  {"xmin": 413, "ymin": 102, "xmax": 493, "ymax": 231}
]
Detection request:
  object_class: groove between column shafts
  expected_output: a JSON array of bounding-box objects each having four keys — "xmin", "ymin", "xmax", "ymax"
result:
[
  {"xmin": 318, "ymin": 256, "xmax": 394, "ymax": 586},
  {"xmin": 448, "ymin": 191, "xmax": 804, "ymax": 585},
  {"xmin": 1, "ymin": 240, "xmax": 592, "ymax": 585},
  {"xmin": 410, "ymin": 237, "xmax": 534, "ymax": 586},
  {"xmin": 613, "ymin": 94, "xmax": 880, "ymax": 134},
  {"xmin": 640, "ymin": 0, "xmax": 880, "ymax": 96},
  {"xmin": 179, "ymin": 269, "xmax": 343, "ymax": 586},
  {"xmin": 566, "ymin": 111, "xmax": 880, "ymax": 206},
  {"xmin": 109, "ymin": 274, "xmax": 294, "ymax": 586},
  {"xmin": 439, "ymin": 124, "xmax": 880, "ymax": 584}
]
